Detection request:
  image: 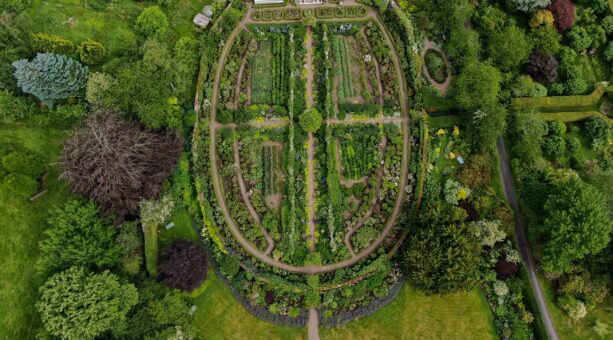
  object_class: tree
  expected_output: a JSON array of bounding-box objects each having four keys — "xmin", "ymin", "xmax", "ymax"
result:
[
  {"xmin": 113, "ymin": 40, "xmax": 182, "ymax": 129},
  {"xmin": 0, "ymin": 90, "xmax": 32, "ymax": 121},
  {"xmin": 530, "ymin": 9, "xmax": 554, "ymax": 27},
  {"xmin": 444, "ymin": 28, "xmax": 481, "ymax": 70},
  {"xmin": 36, "ymin": 267, "xmax": 138, "ymax": 339},
  {"xmin": 158, "ymin": 241, "xmax": 208, "ymax": 292},
  {"xmin": 450, "ymin": 61, "xmax": 502, "ymax": 111},
  {"xmin": 548, "ymin": 120, "xmax": 566, "ymax": 136},
  {"xmin": 603, "ymin": 15, "xmax": 613, "ymax": 34},
  {"xmin": 60, "ymin": 112, "xmax": 181, "ymax": 221},
  {"xmin": 299, "ymin": 107, "xmax": 322, "ymax": 132},
  {"xmin": 78, "ymin": 40, "xmax": 106, "ymax": 65},
  {"xmin": 549, "ymin": 0, "xmax": 576, "ymax": 32},
  {"xmin": 487, "ymin": 25, "xmax": 532, "ymax": 71},
  {"xmin": 507, "ymin": 0, "xmax": 552, "ymax": 12},
  {"xmin": 566, "ymin": 26, "xmax": 592, "ymax": 52},
  {"xmin": 525, "ymin": 52, "xmax": 558, "ymax": 83},
  {"xmin": 116, "ymin": 221, "xmax": 144, "ymax": 276},
  {"xmin": 403, "ymin": 205, "xmax": 482, "ymax": 294},
  {"xmin": 118, "ymin": 280, "xmax": 195, "ymax": 339},
  {"xmin": 473, "ymin": 6, "xmax": 507, "ymax": 33},
  {"xmin": 37, "ymin": 200, "xmax": 121, "ymax": 275},
  {"xmin": 85, "ymin": 72, "xmax": 116, "ymax": 108},
  {"xmin": 530, "ymin": 25, "xmax": 562, "ymax": 55},
  {"xmin": 12, "ymin": 53, "xmax": 88, "ymax": 107},
  {"xmin": 135, "ymin": 6, "xmax": 169, "ymax": 41},
  {"xmin": 541, "ymin": 178, "xmax": 611, "ymax": 274},
  {"xmin": 603, "ymin": 42, "xmax": 613, "ymax": 63},
  {"xmin": 471, "ymin": 220, "xmax": 506, "ymax": 247}
]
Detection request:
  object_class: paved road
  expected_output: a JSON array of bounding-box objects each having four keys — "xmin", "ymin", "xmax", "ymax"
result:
[{"xmin": 496, "ymin": 137, "xmax": 559, "ymax": 340}]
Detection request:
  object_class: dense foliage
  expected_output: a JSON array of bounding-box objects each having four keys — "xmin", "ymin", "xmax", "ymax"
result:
[
  {"xmin": 60, "ymin": 112, "xmax": 181, "ymax": 221},
  {"xmin": 158, "ymin": 240, "xmax": 208, "ymax": 292}
]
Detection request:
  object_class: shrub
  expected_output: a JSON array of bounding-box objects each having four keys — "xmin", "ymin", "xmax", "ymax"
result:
[
  {"xmin": 219, "ymin": 254, "xmax": 240, "ymax": 278},
  {"xmin": 471, "ymin": 220, "xmax": 506, "ymax": 247},
  {"xmin": 12, "ymin": 53, "xmax": 88, "ymax": 108},
  {"xmin": 78, "ymin": 40, "xmax": 107, "ymax": 65},
  {"xmin": 603, "ymin": 16, "xmax": 613, "ymax": 34},
  {"xmin": 530, "ymin": 25, "xmax": 562, "ymax": 55},
  {"xmin": 496, "ymin": 256, "xmax": 519, "ymax": 280},
  {"xmin": 53, "ymin": 104, "xmax": 87, "ymax": 124},
  {"xmin": 2, "ymin": 173, "xmax": 39, "ymax": 197},
  {"xmin": 549, "ymin": 0, "xmax": 575, "ymax": 32},
  {"xmin": 548, "ymin": 120, "xmax": 566, "ymax": 136},
  {"xmin": 444, "ymin": 179, "xmax": 471, "ymax": 205},
  {"xmin": 584, "ymin": 117, "xmax": 610, "ymax": 143},
  {"xmin": 603, "ymin": 42, "xmax": 613, "ymax": 63},
  {"xmin": 116, "ymin": 221, "xmax": 143, "ymax": 276},
  {"xmin": 508, "ymin": 0, "xmax": 552, "ymax": 12},
  {"xmin": 530, "ymin": 9, "xmax": 554, "ymax": 27},
  {"xmin": 566, "ymin": 26, "xmax": 592, "ymax": 52},
  {"xmin": 31, "ymin": 33, "xmax": 74, "ymax": 55},
  {"xmin": 1, "ymin": 151, "xmax": 44, "ymax": 177},
  {"xmin": 299, "ymin": 107, "xmax": 322, "ymax": 132},
  {"xmin": 542, "ymin": 135, "xmax": 566, "ymax": 157},
  {"xmin": 0, "ymin": 90, "xmax": 32, "ymax": 121},
  {"xmin": 564, "ymin": 77, "xmax": 587, "ymax": 95},
  {"xmin": 559, "ymin": 295, "xmax": 587, "ymax": 320},
  {"xmin": 135, "ymin": 6, "xmax": 169, "ymax": 41},
  {"xmin": 158, "ymin": 240, "xmax": 208, "ymax": 292},
  {"xmin": 60, "ymin": 112, "xmax": 181, "ymax": 220},
  {"xmin": 525, "ymin": 52, "xmax": 558, "ymax": 83},
  {"xmin": 85, "ymin": 72, "xmax": 116, "ymax": 108}
]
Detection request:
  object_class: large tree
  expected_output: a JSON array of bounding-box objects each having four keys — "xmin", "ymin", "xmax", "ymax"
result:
[
  {"xmin": 60, "ymin": 112, "xmax": 181, "ymax": 221},
  {"xmin": 507, "ymin": 0, "xmax": 552, "ymax": 13},
  {"xmin": 12, "ymin": 53, "xmax": 88, "ymax": 107},
  {"xmin": 403, "ymin": 205, "xmax": 482, "ymax": 294},
  {"xmin": 135, "ymin": 6, "xmax": 169, "ymax": 41},
  {"xmin": 449, "ymin": 61, "xmax": 502, "ymax": 111},
  {"xmin": 549, "ymin": 0, "xmax": 575, "ymax": 32},
  {"xmin": 487, "ymin": 25, "xmax": 533, "ymax": 71},
  {"xmin": 158, "ymin": 240, "xmax": 208, "ymax": 292},
  {"xmin": 541, "ymin": 178, "xmax": 611, "ymax": 274},
  {"xmin": 525, "ymin": 52, "xmax": 559, "ymax": 83},
  {"xmin": 36, "ymin": 267, "xmax": 139, "ymax": 339},
  {"xmin": 37, "ymin": 200, "xmax": 121, "ymax": 275}
]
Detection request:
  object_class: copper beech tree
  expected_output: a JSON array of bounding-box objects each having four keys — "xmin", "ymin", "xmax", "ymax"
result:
[{"xmin": 61, "ymin": 111, "xmax": 181, "ymax": 221}]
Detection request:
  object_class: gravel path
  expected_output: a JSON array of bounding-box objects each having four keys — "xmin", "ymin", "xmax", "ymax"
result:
[
  {"xmin": 496, "ymin": 137, "xmax": 559, "ymax": 340},
  {"xmin": 421, "ymin": 37, "xmax": 451, "ymax": 95}
]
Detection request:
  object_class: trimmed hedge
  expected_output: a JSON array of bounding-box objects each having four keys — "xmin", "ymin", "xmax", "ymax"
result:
[
  {"xmin": 511, "ymin": 83, "xmax": 607, "ymax": 112},
  {"xmin": 535, "ymin": 111, "xmax": 613, "ymax": 124},
  {"xmin": 251, "ymin": 6, "xmax": 368, "ymax": 21},
  {"xmin": 31, "ymin": 33, "xmax": 74, "ymax": 55}
]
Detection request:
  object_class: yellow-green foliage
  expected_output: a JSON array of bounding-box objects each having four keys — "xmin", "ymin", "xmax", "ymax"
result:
[{"xmin": 511, "ymin": 84, "xmax": 606, "ymax": 112}]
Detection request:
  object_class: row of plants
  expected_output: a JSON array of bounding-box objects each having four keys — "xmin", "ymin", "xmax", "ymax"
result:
[
  {"xmin": 363, "ymin": 21, "xmax": 400, "ymax": 109},
  {"xmin": 271, "ymin": 34, "xmax": 289, "ymax": 105},
  {"xmin": 250, "ymin": 6, "xmax": 368, "ymax": 22},
  {"xmin": 337, "ymin": 125, "xmax": 380, "ymax": 179}
]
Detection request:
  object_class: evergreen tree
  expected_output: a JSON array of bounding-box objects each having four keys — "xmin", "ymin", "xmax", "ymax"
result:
[{"xmin": 12, "ymin": 53, "xmax": 88, "ymax": 107}]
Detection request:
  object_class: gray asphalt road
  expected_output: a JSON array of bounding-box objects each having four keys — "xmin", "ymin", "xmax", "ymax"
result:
[{"xmin": 496, "ymin": 137, "xmax": 559, "ymax": 340}]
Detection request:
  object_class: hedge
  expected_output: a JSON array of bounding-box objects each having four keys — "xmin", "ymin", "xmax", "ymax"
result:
[
  {"xmin": 511, "ymin": 83, "xmax": 607, "ymax": 112},
  {"xmin": 535, "ymin": 111, "xmax": 613, "ymax": 124},
  {"xmin": 250, "ymin": 6, "xmax": 368, "ymax": 21}
]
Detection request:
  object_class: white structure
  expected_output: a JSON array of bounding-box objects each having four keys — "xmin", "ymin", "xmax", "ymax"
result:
[
  {"xmin": 193, "ymin": 5, "xmax": 214, "ymax": 28},
  {"xmin": 254, "ymin": 0, "xmax": 285, "ymax": 4},
  {"xmin": 296, "ymin": 0, "xmax": 324, "ymax": 4}
]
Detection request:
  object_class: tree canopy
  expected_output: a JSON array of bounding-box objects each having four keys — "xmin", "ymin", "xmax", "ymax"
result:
[
  {"xmin": 36, "ymin": 267, "xmax": 138, "ymax": 339},
  {"xmin": 541, "ymin": 178, "xmax": 611, "ymax": 274},
  {"xmin": 450, "ymin": 61, "xmax": 502, "ymax": 111},
  {"xmin": 299, "ymin": 107, "xmax": 323, "ymax": 132},
  {"xmin": 158, "ymin": 240, "xmax": 208, "ymax": 292},
  {"xmin": 37, "ymin": 200, "xmax": 121, "ymax": 275},
  {"xmin": 487, "ymin": 25, "xmax": 532, "ymax": 71},
  {"xmin": 135, "ymin": 6, "xmax": 169, "ymax": 41}
]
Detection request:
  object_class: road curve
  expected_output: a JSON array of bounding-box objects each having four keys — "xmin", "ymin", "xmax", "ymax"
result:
[
  {"xmin": 207, "ymin": 7, "xmax": 410, "ymax": 275},
  {"xmin": 496, "ymin": 137, "xmax": 559, "ymax": 340}
]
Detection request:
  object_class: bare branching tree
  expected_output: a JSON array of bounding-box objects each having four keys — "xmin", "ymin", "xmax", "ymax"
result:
[{"xmin": 61, "ymin": 111, "xmax": 181, "ymax": 221}]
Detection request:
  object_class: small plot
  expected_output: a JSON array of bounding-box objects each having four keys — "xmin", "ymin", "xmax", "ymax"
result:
[
  {"xmin": 262, "ymin": 142, "xmax": 284, "ymax": 210},
  {"xmin": 332, "ymin": 32, "xmax": 379, "ymax": 111},
  {"xmin": 251, "ymin": 40, "xmax": 273, "ymax": 104},
  {"xmin": 336, "ymin": 125, "xmax": 381, "ymax": 180}
]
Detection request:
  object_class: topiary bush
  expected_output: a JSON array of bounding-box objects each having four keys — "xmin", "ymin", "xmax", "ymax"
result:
[
  {"xmin": 78, "ymin": 40, "xmax": 107, "ymax": 65},
  {"xmin": 135, "ymin": 6, "xmax": 169, "ymax": 41},
  {"xmin": 2, "ymin": 173, "xmax": 39, "ymax": 197},
  {"xmin": 158, "ymin": 240, "xmax": 208, "ymax": 292},
  {"xmin": 1, "ymin": 151, "xmax": 44, "ymax": 177},
  {"xmin": 31, "ymin": 33, "xmax": 75, "ymax": 55}
]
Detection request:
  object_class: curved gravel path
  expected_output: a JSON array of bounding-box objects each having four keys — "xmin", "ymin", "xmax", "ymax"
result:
[{"xmin": 207, "ymin": 5, "xmax": 410, "ymax": 275}]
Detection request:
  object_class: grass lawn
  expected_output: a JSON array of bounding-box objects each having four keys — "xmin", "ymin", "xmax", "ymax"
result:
[
  {"xmin": 159, "ymin": 207, "xmax": 199, "ymax": 246},
  {"xmin": 321, "ymin": 283, "xmax": 498, "ymax": 340},
  {"xmin": 539, "ymin": 274, "xmax": 613, "ymax": 340},
  {"xmin": 192, "ymin": 271, "xmax": 307, "ymax": 340},
  {"xmin": 26, "ymin": 0, "xmax": 205, "ymax": 59},
  {"xmin": 576, "ymin": 54, "xmax": 609, "ymax": 86},
  {"xmin": 422, "ymin": 87, "xmax": 455, "ymax": 113},
  {"xmin": 0, "ymin": 123, "xmax": 72, "ymax": 339}
]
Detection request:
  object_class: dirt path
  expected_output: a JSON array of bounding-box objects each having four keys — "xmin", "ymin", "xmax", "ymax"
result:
[
  {"xmin": 206, "ymin": 3, "xmax": 411, "ymax": 275},
  {"xmin": 361, "ymin": 26, "xmax": 385, "ymax": 106},
  {"xmin": 343, "ymin": 137, "xmax": 387, "ymax": 255},
  {"xmin": 497, "ymin": 137, "xmax": 559, "ymax": 340},
  {"xmin": 421, "ymin": 37, "xmax": 451, "ymax": 95},
  {"xmin": 308, "ymin": 308, "xmax": 320, "ymax": 340},
  {"xmin": 233, "ymin": 141, "xmax": 275, "ymax": 255}
]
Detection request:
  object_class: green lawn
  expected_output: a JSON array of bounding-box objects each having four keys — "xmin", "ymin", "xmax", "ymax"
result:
[
  {"xmin": 539, "ymin": 274, "xmax": 613, "ymax": 340},
  {"xmin": 422, "ymin": 87, "xmax": 455, "ymax": 112},
  {"xmin": 0, "ymin": 123, "xmax": 72, "ymax": 339},
  {"xmin": 321, "ymin": 283, "xmax": 498, "ymax": 340},
  {"xmin": 576, "ymin": 54, "xmax": 609, "ymax": 86},
  {"xmin": 160, "ymin": 207, "xmax": 199, "ymax": 246},
  {"xmin": 26, "ymin": 0, "xmax": 205, "ymax": 59},
  {"xmin": 192, "ymin": 271, "xmax": 307, "ymax": 340}
]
